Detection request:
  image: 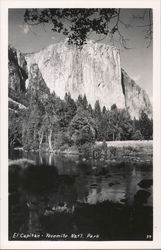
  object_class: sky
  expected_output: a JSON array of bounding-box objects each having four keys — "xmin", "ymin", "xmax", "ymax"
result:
[{"xmin": 8, "ymin": 8, "xmax": 153, "ymax": 103}]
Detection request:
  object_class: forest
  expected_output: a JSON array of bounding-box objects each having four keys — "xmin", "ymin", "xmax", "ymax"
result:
[{"xmin": 9, "ymin": 89, "xmax": 153, "ymax": 154}]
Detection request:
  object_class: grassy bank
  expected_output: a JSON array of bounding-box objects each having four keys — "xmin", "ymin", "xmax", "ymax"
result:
[
  {"xmin": 92, "ymin": 140, "xmax": 153, "ymax": 163},
  {"xmin": 96, "ymin": 140, "xmax": 152, "ymax": 148}
]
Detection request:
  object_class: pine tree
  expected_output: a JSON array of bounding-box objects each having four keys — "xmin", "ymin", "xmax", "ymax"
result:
[
  {"xmin": 76, "ymin": 94, "xmax": 84, "ymax": 109},
  {"xmin": 82, "ymin": 94, "xmax": 88, "ymax": 110},
  {"xmin": 87, "ymin": 103, "xmax": 94, "ymax": 117},
  {"xmin": 69, "ymin": 107, "xmax": 96, "ymax": 145},
  {"xmin": 64, "ymin": 92, "xmax": 77, "ymax": 126},
  {"xmin": 102, "ymin": 106, "xmax": 107, "ymax": 114},
  {"xmin": 94, "ymin": 100, "xmax": 102, "ymax": 119},
  {"xmin": 139, "ymin": 111, "xmax": 153, "ymax": 140},
  {"xmin": 93, "ymin": 100, "xmax": 102, "ymax": 140}
]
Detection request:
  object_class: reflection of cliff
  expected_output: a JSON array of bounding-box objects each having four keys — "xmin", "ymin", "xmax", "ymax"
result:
[
  {"xmin": 125, "ymin": 166, "xmax": 137, "ymax": 206},
  {"xmin": 23, "ymin": 166, "xmax": 147, "ymax": 233},
  {"xmin": 9, "ymin": 158, "xmax": 152, "ymax": 237},
  {"xmin": 86, "ymin": 170, "xmax": 126, "ymax": 204}
]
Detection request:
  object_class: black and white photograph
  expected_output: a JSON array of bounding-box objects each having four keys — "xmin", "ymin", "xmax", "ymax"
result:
[{"xmin": 0, "ymin": 0, "xmax": 161, "ymax": 249}]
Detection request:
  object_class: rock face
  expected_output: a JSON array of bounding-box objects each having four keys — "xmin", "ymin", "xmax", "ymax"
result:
[
  {"xmin": 25, "ymin": 40, "xmax": 152, "ymax": 119},
  {"xmin": 9, "ymin": 41, "xmax": 152, "ymax": 119},
  {"xmin": 8, "ymin": 45, "xmax": 28, "ymax": 92},
  {"xmin": 28, "ymin": 64, "xmax": 50, "ymax": 100},
  {"xmin": 121, "ymin": 69, "xmax": 152, "ymax": 119},
  {"xmin": 25, "ymin": 40, "xmax": 125, "ymax": 110}
]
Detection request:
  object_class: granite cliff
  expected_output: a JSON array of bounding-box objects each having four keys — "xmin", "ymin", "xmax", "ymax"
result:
[
  {"xmin": 25, "ymin": 41, "xmax": 125, "ymax": 110},
  {"xmin": 28, "ymin": 63, "xmax": 50, "ymax": 100},
  {"xmin": 121, "ymin": 69, "xmax": 152, "ymax": 119},
  {"xmin": 8, "ymin": 45, "xmax": 28, "ymax": 92},
  {"xmin": 8, "ymin": 41, "xmax": 152, "ymax": 119}
]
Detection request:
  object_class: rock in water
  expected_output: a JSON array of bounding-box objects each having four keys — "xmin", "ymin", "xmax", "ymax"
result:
[
  {"xmin": 134, "ymin": 190, "xmax": 151, "ymax": 206},
  {"xmin": 137, "ymin": 179, "xmax": 153, "ymax": 189}
]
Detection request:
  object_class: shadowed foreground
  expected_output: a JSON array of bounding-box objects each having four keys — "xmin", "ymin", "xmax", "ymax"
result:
[{"xmin": 9, "ymin": 160, "xmax": 153, "ymax": 241}]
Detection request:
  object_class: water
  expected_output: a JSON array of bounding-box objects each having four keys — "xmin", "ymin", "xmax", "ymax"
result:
[{"xmin": 9, "ymin": 150, "xmax": 153, "ymax": 241}]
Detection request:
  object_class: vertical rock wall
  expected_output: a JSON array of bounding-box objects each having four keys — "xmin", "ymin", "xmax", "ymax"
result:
[
  {"xmin": 8, "ymin": 45, "xmax": 28, "ymax": 92},
  {"xmin": 121, "ymin": 69, "xmax": 152, "ymax": 119},
  {"xmin": 25, "ymin": 41, "xmax": 125, "ymax": 110},
  {"xmin": 9, "ymin": 41, "xmax": 152, "ymax": 119}
]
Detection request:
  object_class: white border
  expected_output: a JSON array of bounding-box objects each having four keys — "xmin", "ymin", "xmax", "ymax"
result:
[{"xmin": 0, "ymin": 0, "xmax": 161, "ymax": 249}]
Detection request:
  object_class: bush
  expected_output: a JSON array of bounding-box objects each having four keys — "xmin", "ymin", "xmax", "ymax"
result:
[
  {"xmin": 78, "ymin": 142, "xmax": 93, "ymax": 157},
  {"xmin": 60, "ymin": 143, "xmax": 70, "ymax": 151},
  {"xmin": 109, "ymin": 147, "xmax": 117, "ymax": 156},
  {"xmin": 131, "ymin": 130, "xmax": 143, "ymax": 140},
  {"xmin": 101, "ymin": 140, "xmax": 107, "ymax": 150},
  {"xmin": 53, "ymin": 131, "xmax": 73, "ymax": 150}
]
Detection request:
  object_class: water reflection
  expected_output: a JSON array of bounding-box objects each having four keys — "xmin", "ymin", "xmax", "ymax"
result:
[{"xmin": 9, "ymin": 150, "xmax": 153, "ymax": 240}]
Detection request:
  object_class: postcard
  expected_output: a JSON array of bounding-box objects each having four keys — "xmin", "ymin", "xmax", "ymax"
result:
[{"xmin": 0, "ymin": 0, "xmax": 161, "ymax": 249}]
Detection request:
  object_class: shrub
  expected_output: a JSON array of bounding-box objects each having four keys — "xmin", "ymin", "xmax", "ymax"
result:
[
  {"xmin": 78, "ymin": 142, "xmax": 93, "ymax": 157},
  {"xmin": 109, "ymin": 147, "xmax": 117, "ymax": 156},
  {"xmin": 60, "ymin": 143, "xmax": 70, "ymax": 151},
  {"xmin": 131, "ymin": 130, "xmax": 143, "ymax": 140}
]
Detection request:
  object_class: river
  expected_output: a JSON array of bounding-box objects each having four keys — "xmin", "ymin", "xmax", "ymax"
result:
[{"xmin": 9, "ymin": 149, "xmax": 153, "ymax": 241}]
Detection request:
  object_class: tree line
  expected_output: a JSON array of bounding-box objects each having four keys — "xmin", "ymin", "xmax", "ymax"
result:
[{"xmin": 9, "ymin": 91, "xmax": 153, "ymax": 151}]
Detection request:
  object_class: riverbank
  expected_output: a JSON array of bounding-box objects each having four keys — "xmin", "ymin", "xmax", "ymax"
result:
[
  {"xmin": 10, "ymin": 140, "xmax": 153, "ymax": 166},
  {"xmin": 96, "ymin": 140, "xmax": 152, "ymax": 148},
  {"xmin": 14, "ymin": 140, "xmax": 153, "ymax": 153}
]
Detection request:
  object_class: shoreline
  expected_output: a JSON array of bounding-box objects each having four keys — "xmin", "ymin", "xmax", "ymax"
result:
[
  {"xmin": 13, "ymin": 140, "xmax": 153, "ymax": 154},
  {"xmin": 9, "ymin": 140, "xmax": 153, "ymax": 166}
]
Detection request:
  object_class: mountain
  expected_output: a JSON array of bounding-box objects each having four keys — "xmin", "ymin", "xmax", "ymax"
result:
[
  {"xmin": 25, "ymin": 41, "xmax": 125, "ymax": 110},
  {"xmin": 8, "ymin": 46, "xmax": 50, "ymax": 110},
  {"xmin": 8, "ymin": 45, "xmax": 29, "ymax": 112},
  {"xmin": 8, "ymin": 45, "xmax": 28, "ymax": 92},
  {"xmin": 28, "ymin": 63, "xmax": 50, "ymax": 101},
  {"xmin": 9, "ymin": 41, "xmax": 152, "ymax": 119},
  {"xmin": 121, "ymin": 69, "xmax": 152, "ymax": 119}
]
